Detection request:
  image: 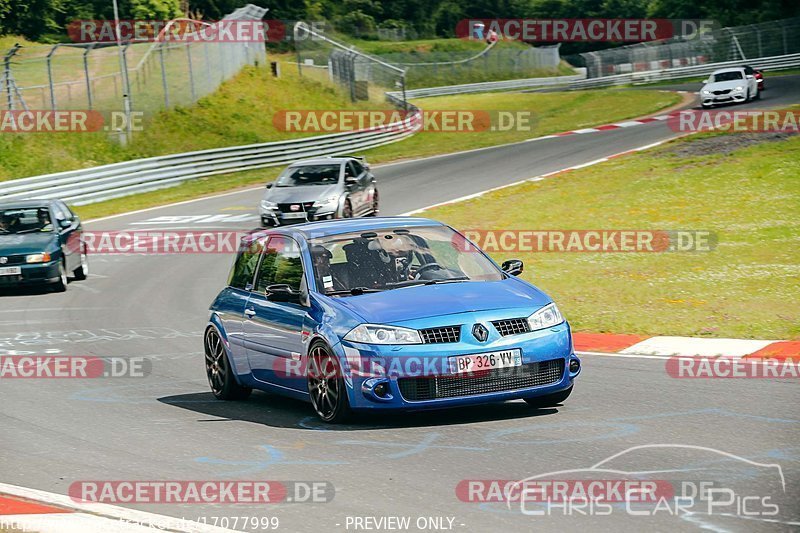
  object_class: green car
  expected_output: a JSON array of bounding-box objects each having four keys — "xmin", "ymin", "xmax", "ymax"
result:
[{"xmin": 0, "ymin": 199, "xmax": 88, "ymax": 292}]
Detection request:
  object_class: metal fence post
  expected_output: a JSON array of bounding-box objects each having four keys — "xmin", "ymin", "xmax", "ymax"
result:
[
  {"xmin": 4, "ymin": 44, "xmax": 21, "ymax": 110},
  {"xmin": 83, "ymin": 43, "xmax": 96, "ymax": 109},
  {"xmin": 159, "ymin": 44, "xmax": 170, "ymax": 108},
  {"xmin": 186, "ymin": 42, "xmax": 196, "ymax": 102},
  {"xmin": 46, "ymin": 44, "xmax": 59, "ymax": 110}
]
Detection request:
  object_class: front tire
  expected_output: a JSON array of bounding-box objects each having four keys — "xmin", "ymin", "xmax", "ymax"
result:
[
  {"xmin": 51, "ymin": 261, "xmax": 68, "ymax": 292},
  {"xmin": 205, "ymin": 328, "xmax": 252, "ymax": 401},
  {"xmin": 370, "ymin": 190, "xmax": 379, "ymax": 216},
  {"xmin": 524, "ymin": 386, "xmax": 573, "ymax": 408},
  {"xmin": 73, "ymin": 246, "xmax": 89, "ymax": 280},
  {"xmin": 307, "ymin": 343, "xmax": 351, "ymax": 423},
  {"xmin": 341, "ymin": 200, "xmax": 353, "ymax": 219}
]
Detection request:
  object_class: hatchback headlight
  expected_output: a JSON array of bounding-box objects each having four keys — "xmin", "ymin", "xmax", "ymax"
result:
[
  {"xmin": 701, "ymin": 89, "xmax": 711, "ymax": 95},
  {"xmin": 527, "ymin": 303, "xmax": 564, "ymax": 331},
  {"xmin": 344, "ymin": 324, "xmax": 422, "ymax": 345},
  {"xmin": 733, "ymin": 86, "xmax": 744, "ymax": 92},
  {"xmin": 260, "ymin": 199, "xmax": 277, "ymax": 210},
  {"xmin": 26, "ymin": 252, "xmax": 51, "ymax": 263}
]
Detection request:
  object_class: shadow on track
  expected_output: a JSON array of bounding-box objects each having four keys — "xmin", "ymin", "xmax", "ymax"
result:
[{"xmin": 158, "ymin": 390, "xmax": 560, "ymax": 431}]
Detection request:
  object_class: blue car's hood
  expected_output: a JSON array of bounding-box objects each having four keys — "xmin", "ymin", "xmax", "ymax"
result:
[
  {"xmin": 0, "ymin": 233, "xmax": 57, "ymax": 255},
  {"xmin": 329, "ymin": 278, "xmax": 550, "ymax": 324}
]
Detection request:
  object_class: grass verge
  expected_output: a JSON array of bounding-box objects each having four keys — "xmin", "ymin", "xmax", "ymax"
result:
[
  {"xmin": 365, "ymin": 88, "xmax": 680, "ymax": 161},
  {"xmin": 418, "ymin": 132, "xmax": 800, "ymax": 340},
  {"xmin": 0, "ymin": 62, "xmax": 391, "ymax": 181}
]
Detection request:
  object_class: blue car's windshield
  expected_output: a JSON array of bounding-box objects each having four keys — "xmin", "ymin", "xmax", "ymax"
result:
[
  {"xmin": 308, "ymin": 226, "xmax": 503, "ymax": 295},
  {"xmin": 0, "ymin": 207, "xmax": 53, "ymax": 234},
  {"xmin": 276, "ymin": 164, "xmax": 340, "ymax": 187}
]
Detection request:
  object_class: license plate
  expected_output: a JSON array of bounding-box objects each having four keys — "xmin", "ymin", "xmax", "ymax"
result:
[
  {"xmin": 281, "ymin": 212, "xmax": 307, "ymax": 219},
  {"xmin": 449, "ymin": 349, "xmax": 522, "ymax": 374},
  {"xmin": 0, "ymin": 266, "xmax": 21, "ymax": 276}
]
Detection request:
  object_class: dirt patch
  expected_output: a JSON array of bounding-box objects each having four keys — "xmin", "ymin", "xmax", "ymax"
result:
[{"xmin": 659, "ymin": 131, "xmax": 797, "ymax": 158}]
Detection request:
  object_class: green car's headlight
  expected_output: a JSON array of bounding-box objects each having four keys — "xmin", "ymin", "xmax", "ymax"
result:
[
  {"xmin": 344, "ymin": 324, "xmax": 422, "ymax": 345},
  {"xmin": 526, "ymin": 303, "xmax": 564, "ymax": 331}
]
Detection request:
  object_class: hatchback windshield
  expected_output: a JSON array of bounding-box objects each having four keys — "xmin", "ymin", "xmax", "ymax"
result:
[
  {"xmin": 0, "ymin": 207, "xmax": 53, "ymax": 234},
  {"xmin": 308, "ymin": 226, "xmax": 503, "ymax": 295},
  {"xmin": 276, "ymin": 164, "xmax": 340, "ymax": 187},
  {"xmin": 712, "ymin": 71, "xmax": 743, "ymax": 82}
]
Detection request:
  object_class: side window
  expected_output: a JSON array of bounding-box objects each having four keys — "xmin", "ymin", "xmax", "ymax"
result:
[
  {"xmin": 255, "ymin": 236, "xmax": 304, "ymax": 293},
  {"xmin": 344, "ymin": 162, "xmax": 356, "ymax": 178},
  {"xmin": 351, "ymin": 160, "xmax": 364, "ymax": 176},
  {"xmin": 228, "ymin": 239, "xmax": 263, "ymax": 290},
  {"xmin": 57, "ymin": 201, "xmax": 74, "ymax": 221}
]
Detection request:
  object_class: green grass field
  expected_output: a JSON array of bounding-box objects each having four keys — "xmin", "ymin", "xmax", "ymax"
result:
[
  {"xmin": 418, "ymin": 133, "xmax": 800, "ymax": 340},
  {"xmin": 0, "ymin": 63, "xmax": 392, "ymax": 181}
]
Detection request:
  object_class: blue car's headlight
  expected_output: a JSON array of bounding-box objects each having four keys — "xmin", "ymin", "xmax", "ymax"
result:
[
  {"xmin": 344, "ymin": 324, "xmax": 422, "ymax": 345},
  {"xmin": 527, "ymin": 303, "xmax": 564, "ymax": 331}
]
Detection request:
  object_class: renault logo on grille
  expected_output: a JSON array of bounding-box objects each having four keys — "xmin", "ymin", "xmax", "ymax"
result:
[
  {"xmin": 290, "ymin": 204, "xmax": 301, "ymax": 211},
  {"xmin": 472, "ymin": 323, "xmax": 489, "ymax": 342}
]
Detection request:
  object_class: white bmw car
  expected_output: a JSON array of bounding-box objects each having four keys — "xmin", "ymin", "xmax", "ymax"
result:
[{"xmin": 700, "ymin": 67, "xmax": 759, "ymax": 108}]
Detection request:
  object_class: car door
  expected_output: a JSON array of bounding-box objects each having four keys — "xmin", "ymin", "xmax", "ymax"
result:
[
  {"xmin": 217, "ymin": 237, "xmax": 264, "ymax": 373},
  {"xmin": 243, "ymin": 235, "xmax": 309, "ymax": 389},
  {"xmin": 52, "ymin": 202, "xmax": 80, "ymax": 272},
  {"xmin": 346, "ymin": 161, "xmax": 368, "ymax": 215}
]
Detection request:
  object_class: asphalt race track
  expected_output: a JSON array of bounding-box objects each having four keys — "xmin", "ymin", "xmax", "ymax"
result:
[{"xmin": 1, "ymin": 77, "xmax": 799, "ymax": 532}]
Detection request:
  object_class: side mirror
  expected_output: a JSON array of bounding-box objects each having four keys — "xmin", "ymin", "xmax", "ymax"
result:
[
  {"xmin": 702, "ymin": 78, "xmax": 710, "ymax": 84},
  {"xmin": 345, "ymin": 175, "xmax": 358, "ymax": 184},
  {"xmin": 59, "ymin": 219, "xmax": 72, "ymax": 229},
  {"xmin": 746, "ymin": 74, "xmax": 754, "ymax": 79},
  {"xmin": 501, "ymin": 259, "xmax": 524, "ymax": 276},
  {"xmin": 265, "ymin": 182, "xmax": 274, "ymax": 189},
  {"xmin": 265, "ymin": 284, "xmax": 300, "ymax": 303}
]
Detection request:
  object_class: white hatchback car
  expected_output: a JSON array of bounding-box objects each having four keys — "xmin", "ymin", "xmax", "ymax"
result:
[{"xmin": 700, "ymin": 67, "xmax": 759, "ymax": 108}]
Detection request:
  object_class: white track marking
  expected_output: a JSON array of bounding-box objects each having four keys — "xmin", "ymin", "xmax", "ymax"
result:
[{"xmin": 620, "ymin": 336, "xmax": 776, "ymax": 357}]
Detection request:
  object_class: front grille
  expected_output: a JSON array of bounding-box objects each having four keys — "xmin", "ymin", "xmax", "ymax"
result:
[
  {"xmin": 713, "ymin": 89, "xmax": 731, "ymax": 95},
  {"xmin": 0, "ymin": 255, "xmax": 26, "ymax": 266},
  {"xmin": 398, "ymin": 358, "xmax": 564, "ymax": 401},
  {"xmin": 420, "ymin": 326, "xmax": 461, "ymax": 344},
  {"xmin": 492, "ymin": 318, "xmax": 530, "ymax": 337},
  {"xmin": 277, "ymin": 202, "xmax": 315, "ymax": 213}
]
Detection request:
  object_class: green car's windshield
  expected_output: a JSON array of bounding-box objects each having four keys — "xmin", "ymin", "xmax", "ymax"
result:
[
  {"xmin": 308, "ymin": 225, "xmax": 503, "ymax": 295},
  {"xmin": 0, "ymin": 207, "xmax": 53, "ymax": 234},
  {"xmin": 276, "ymin": 164, "xmax": 341, "ymax": 187}
]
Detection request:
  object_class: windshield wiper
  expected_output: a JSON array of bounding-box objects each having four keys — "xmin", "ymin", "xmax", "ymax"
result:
[
  {"xmin": 393, "ymin": 277, "xmax": 471, "ymax": 289},
  {"xmin": 324, "ymin": 287, "xmax": 384, "ymax": 296}
]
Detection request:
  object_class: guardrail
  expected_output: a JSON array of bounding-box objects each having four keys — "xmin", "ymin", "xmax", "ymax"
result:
[
  {"xmin": 386, "ymin": 73, "xmax": 585, "ymax": 99},
  {"xmin": 567, "ymin": 53, "xmax": 800, "ymax": 89},
  {"xmin": 0, "ymin": 111, "xmax": 421, "ymax": 205}
]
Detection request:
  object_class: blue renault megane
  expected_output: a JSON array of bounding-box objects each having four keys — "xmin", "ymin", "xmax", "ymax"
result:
[{"xmin": 205, "ymin": 217, "xmax": 580, "ymax": 423}]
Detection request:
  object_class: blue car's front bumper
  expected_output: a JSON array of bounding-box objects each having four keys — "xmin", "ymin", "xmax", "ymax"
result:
[{"xmin": 334, "ymin": 322, "xmax": 578, "ymax": 411}]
